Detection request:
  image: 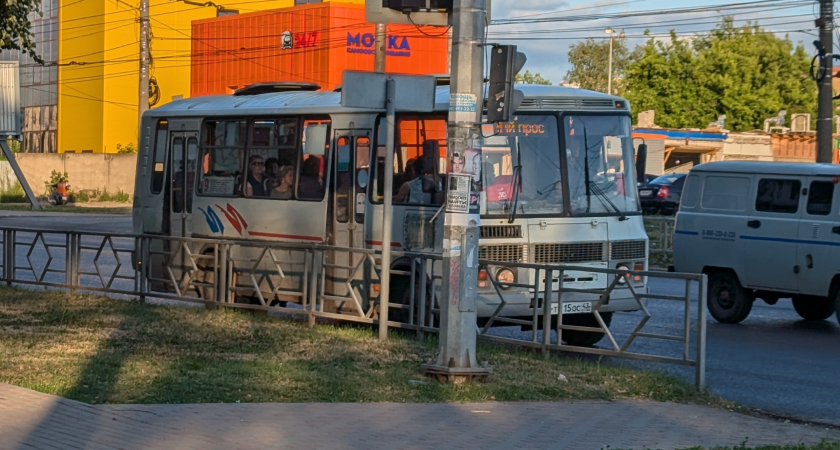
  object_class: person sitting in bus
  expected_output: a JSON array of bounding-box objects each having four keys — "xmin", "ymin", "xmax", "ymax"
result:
[
  {"xmin": 394, "ymin": 159, "xmax": 418, "ymax": 203},
  {"xmin": 270, "ymin": 166, "xmax": 295, "ymax": 200},
  {"xmin": 265, "ymin": 157, "xmax": 280, "ymax": 180},
  {"xmin": 298, "ymin": 156, "xmax": 323, "ymax": 199},
  {"xmin": 246, "ymin": 155, "xmax": 268, "ymax": 197},
  {"xmin": 396, "ymin": 159, "xmax": 432, "ymax": 204}
]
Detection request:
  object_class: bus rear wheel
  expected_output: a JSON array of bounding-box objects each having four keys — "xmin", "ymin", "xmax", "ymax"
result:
[
  {"xmin": 792, "ymin": 295, "xmax": 835, "ymax": 321},
  {"xmin": 556, "ymin": 312, "xmax": 613, "ymax": 347}
]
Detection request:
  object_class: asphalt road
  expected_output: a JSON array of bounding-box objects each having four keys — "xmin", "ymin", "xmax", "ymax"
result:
[{"xmin": 0, "ymin": 210, "xmax": 838, "ymax": 425}]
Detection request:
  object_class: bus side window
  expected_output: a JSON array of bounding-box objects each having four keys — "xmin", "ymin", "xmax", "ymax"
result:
[
  {"xmin": 151, "ymin": 120, "xmax": 168, "ymax": 194},
  {"xmin": 250, "ymin": 118, "xmax": 299, "ymax": 199},
  {"xmin": 298, "ymin": 120, "xmax": 329, "ymax": 201},
  {"xmin": 197, "ymin": 120, "xmax": 245, "ymax": 197}
]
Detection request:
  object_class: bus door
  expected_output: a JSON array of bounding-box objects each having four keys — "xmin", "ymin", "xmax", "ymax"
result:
[
  {"xmin": 169, "ymin": 132, "xmax": 199, "ymax": 239},
  {"xmin": 327, "ymin": 131, "xmax": 372, "ymax": 310}
]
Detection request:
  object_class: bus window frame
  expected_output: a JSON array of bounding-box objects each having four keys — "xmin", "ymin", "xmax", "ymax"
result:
[
  {"xmin": 197, "ymin": 118, "xmax": 247, "ymax": 198},
  {"xmin": 296, "ymin": 118, "xmax": 331, "ymax": 202},
  {"xmin": 151, "ymin": 119, "xmax": 168, "ymax": 195},
  {"xmin": 371, "ymin": 113, "xmax": 448, "ymax": 206},
  {"xmin": 247, "ymin": 117, "xmax": 301, "ymax": 200},
  {"xmin": 558, "ymin": 110, "xmax": 642, "ymax": 219}
]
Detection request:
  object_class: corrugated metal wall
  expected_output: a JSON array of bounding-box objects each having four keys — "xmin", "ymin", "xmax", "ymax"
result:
[
  {"xmin": 191, "ymin": 2, "xmax": 449, "ymax": 95},
  {"xmin": 0, "ymin": 62, "xmax": 20, "ymax": 136}
]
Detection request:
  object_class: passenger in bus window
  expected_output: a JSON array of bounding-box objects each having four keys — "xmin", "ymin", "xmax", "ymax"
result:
[
  {"xmin": 246, "ymin": 155, "xmax": 268, "ymax": 197},
  {"xmin": 394, "ymin": 158, "xmax": 417, "ymax": 203},
  {"xmin": 270, "ymin": 166, "xmax": 295, "ymax": 199},
  {"xmin": 298, "ymin": 156, "xmax": 323, "ymax": 199}
]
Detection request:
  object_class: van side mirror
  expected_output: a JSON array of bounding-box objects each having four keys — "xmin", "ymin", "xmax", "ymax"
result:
[
  {"xmin": 422, "ymin": 140, "xmax": 439, "ymax": 175},
  {"xmin": 635, "ymin": 143, "xmax": 648, "ymax": 185}
]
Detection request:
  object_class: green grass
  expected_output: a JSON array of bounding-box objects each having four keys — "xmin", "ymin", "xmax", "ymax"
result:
[
  {"xmin": 0, "ymin": 204, "xmax": 131, "ymax": 214},
  {"xmin": 0, "ymin": 286, "xmax": 725, "ymax": 406},
  {"xmin": 645, "ymin": 216, "xmax": 674, "ymax": 269},
  {"xmin": 675, "ymin": 443, "xmax": 840, "ymax": 450},
  {"xmin": 0, "ymin": 183, "xmax": 28, "ymax": 203}
]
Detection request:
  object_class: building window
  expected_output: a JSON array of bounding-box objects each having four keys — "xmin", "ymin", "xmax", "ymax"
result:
[
  {"xmin": 295, "ymin": 0, "xmax": 322, "ymax": 4},
  {"xmin": 217, "ymin": 8, "xmax": 238, "ymax": 16}
]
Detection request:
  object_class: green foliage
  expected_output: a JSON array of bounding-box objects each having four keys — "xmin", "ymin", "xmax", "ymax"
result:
[
  {"xmin": 564, "ymin": 36, "xmax": 629, "ymax": 94},
  {"xmin": 44, "ymin": 170, "xmax": 68, "ymax": 195},
  {"xmin": 0, "ymin": 0, "xmax": 44, "ymax": 63},
  {"xmin": 623, "ymin": 18, "xmax": 816, "ymax": 131},
  {"xmin": 116, "ymin": 143, "xmax": 137, "ymax": 154},
  {"xmin": 515, "ymin": 70, "xmax": 552, "ymax": 85},
  {"xmin": 0, "ymin": 182, "xmax": 27, "ymax": 203}
]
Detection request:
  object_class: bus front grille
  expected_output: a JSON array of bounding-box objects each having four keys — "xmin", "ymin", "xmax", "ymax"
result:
[
  {"xmin": 480, "ymin": 225, "xmax": 522, "ymax": 239},
  {"xmin": 610, "ymin": 240, "xmax": 647, "ymax": 260},
  {"xmin": 533, "ymin": 242, "xmax": 606, "ymax": 264},
  {"xmin": 479, "ymin": 244, "xmax": 527, "ymax": 263}
]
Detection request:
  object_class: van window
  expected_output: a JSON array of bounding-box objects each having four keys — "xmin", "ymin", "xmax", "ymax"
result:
[
  {"xmin": 755, "ymin": 179, "xmax": 801, "ymax": 214},
  {"xmin": 701, "ymin": 176, "xmax": 750, "ymax": 211},
  {"xmin": 807, "ymin": 181, "xmax": 834, "ymax": 216},
  {"xmin": 681, "ymin": 175, "xmax": 700, "ymax": 208}
]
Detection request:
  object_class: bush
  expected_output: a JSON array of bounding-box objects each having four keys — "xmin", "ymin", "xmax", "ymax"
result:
[
  {"xmin": 116, "ymin": 143, "xmax": 137, "ymax": 154},
  {"xmin": 0, "ymin": 183, "xmax": 28, "ymax": 203}
]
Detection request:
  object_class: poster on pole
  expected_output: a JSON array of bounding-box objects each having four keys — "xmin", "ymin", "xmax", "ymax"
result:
[{"xmin": 446, "ymin": 174, "xmax": 472, "ymax": 213}]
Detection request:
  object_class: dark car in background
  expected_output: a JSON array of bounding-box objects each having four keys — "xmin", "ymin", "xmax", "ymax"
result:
[
  {"xmin": 639, "ymin": 173, "xmax": 687, "ymax": 215},
  {"xmin": 638, "ymin": 174, "xmax": 658, "ymax": 186}
]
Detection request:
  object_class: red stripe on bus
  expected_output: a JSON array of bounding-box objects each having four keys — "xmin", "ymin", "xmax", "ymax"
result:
[
  {"xmin": 248, "ymin": 231, "xmax": 324, "ymax": 242},
  {"xmin": 366, "ymin": 240, "xmax": 402, "ymax": 247}
]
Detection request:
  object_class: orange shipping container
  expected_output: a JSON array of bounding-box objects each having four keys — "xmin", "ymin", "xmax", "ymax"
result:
[{"xmin": 191, "ymin": 2, "xmax": 450, "ymax": 96}]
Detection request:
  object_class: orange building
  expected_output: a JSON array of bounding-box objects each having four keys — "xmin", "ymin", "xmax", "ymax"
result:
[{"xmin": 191, "ymin": 2, "xmax": 450, "ymax": 95}]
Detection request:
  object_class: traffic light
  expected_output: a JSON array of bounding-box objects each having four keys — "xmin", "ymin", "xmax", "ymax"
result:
[
  {"xmin": 383, "ymin": 0, "xmax": 452, "ymax": 12},
  {"xmin": 486, "ymin": 45, "xmax": 526, "ymax": 123}
]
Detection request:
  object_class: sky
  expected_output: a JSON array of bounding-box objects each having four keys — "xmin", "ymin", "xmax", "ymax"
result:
[{"xmin": 489, "ymin": 0, "xmax": 820, "ymax": 84}]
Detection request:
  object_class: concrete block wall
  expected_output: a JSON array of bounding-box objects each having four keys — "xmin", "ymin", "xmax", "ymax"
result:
[{"xmin": 0, "ymin": 153, "xmax": 136, "ymax": 197}]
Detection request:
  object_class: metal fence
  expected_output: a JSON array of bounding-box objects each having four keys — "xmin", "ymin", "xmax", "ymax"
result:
[
  {"xmin": 0, "ymin": 226, "xmax": 706, "ymax": 389},
  {"xmin": 477, "ymin": 258, "xmax": 707, "ymax": 389},
  {"xmin": 645, "ymin": 216, "xmax": 676, "ymax": 269}
]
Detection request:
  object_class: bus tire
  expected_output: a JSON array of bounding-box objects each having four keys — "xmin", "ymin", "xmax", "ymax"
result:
[
  {"xmin": 557, "ymin": 312, "xmax": 613, "ymax": 347},
  {"xmin": 707, "ymin": 271, "xmax": 752, "ymax": 324},
  {"xmin": 792, "ymin": 295, "xmax": 835, "ymax": 321},
  {"xmin": 389, "ymin": 274, "xmax": 436, "ymax": 327}
]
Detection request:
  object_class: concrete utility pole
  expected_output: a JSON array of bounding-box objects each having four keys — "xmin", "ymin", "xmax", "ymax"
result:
[
  {"xmin": 818, "ymin": 0, "xmax": 834, "ymax": 163},
  {"xmin": 423, "ymin": 0, "xmax": 491, "ymax": 382},
  {"xmin": 374, "ymin": 23, "xmax": 386, "ymax": 73},
  {"xmin": 138, "ymin": 0, "xmax": 150, "ymax": 123}
]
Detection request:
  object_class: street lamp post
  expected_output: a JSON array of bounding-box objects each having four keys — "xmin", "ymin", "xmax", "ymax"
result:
[{"xmin": 605, "ymin": 27, "xmax": 624, "ymax": 95}]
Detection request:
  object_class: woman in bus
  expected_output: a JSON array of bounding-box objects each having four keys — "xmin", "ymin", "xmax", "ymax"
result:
[
  {"xmin": 246, "ymin": 154, "xmax": 268, "ymax": 197},
  {"xmin": 271, "ymin": 166, "xmax": 295, "ymax": 199}
]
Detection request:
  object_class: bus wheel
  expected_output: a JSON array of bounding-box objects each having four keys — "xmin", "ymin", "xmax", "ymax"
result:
[
  {"xmin": 792, "ymin": 295, "xmax": 835, "ymax": 321},
  {"xmin": 707, "ymin": 271, "xmax": 752, "ymax": 324},
  {"xmin": 556, "ymin": 312, "xmax": 613, "ymax": 347},
  {"xmin": 389, "ymin": 274, "xmax": 435, "ymax": 327}
]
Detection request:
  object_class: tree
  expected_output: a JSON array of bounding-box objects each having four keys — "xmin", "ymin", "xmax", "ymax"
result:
[
  {"xmin": 564, "ymin": 36, "xmax": 629, "ymax": 94},
  {"xmin": 0, "ymin": 0, "xmax": 43, "ymax": 63},
  {"xmin": 515, "ymin": 70, "xmax": 552, "ymax": 85},
  {"xmin": 624, "ymin": 19, "xmax": 816, "ymax": 132}
]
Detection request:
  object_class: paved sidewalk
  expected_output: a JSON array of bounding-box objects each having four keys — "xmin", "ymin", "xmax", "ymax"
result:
[{"xmin": 1, "ymin": 383, "xmax": 838, "ymax": 450}]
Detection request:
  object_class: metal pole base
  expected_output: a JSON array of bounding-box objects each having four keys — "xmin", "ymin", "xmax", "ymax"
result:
[{"xmin": 421, "ymin": 362, "xmax": 492, "ymax": 385}]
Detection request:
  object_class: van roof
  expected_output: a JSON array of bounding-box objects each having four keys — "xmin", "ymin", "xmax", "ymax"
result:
[{"xmin": 691, "ymin": 161, "xmax": 840, "ymax": 177}]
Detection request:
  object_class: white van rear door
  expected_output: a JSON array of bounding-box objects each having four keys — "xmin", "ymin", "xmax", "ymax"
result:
[
  {"xmin": 742, "ymin": 177, "xmax": 802, "ymax": 292},
  {"xmin": 796, "ymin": 178, "xmax": 837, "ymax": 297}
]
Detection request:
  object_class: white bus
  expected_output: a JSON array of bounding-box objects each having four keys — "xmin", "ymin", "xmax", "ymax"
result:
[{"xmin": 132, "ymin": 82, "xmax": 648, "ymax": 345}]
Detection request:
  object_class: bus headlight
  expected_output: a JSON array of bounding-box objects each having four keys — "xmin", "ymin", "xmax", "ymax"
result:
[
  {"xmin": 496, "ymin": 268, "xmax": 515, "ymax": 289},
  {"xmin": 616, "ymin": 264, "xmax": 631, "ymax": 285}
]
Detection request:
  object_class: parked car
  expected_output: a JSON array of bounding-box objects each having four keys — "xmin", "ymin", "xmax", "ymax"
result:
[
  {"xmin": 639, "ymin": 173, "xmax": 687, "ymax": 215},
  {"xmin": 673, "ymin": 161, "xmax": 840, "ymax": 326},
  {"xmin": 638, "ymin": 174, "xmax": 658, "ymax": 186}
]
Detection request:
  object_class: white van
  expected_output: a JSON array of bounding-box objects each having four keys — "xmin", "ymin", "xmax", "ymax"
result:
[{"xmin": 673, "ymin": 161, "xmax": 840, "ymax": 324}]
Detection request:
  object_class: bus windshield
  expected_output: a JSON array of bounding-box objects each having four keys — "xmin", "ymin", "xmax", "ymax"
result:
[
  {"xmin": 482, "ymin": 115, "xmax": 564, "ymax": 216},
  {"xmin": 563, "ymin": 115, "xmax": 639, "ymax": 215}
]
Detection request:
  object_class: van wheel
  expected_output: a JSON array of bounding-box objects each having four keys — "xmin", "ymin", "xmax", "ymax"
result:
[
  {"xmin": 792, "ymin": 296, "xmax": 835, "ymax": 321},
  {"xmin": 707, "ymin": 271, "xmax": 752, "ymax": 324},
  {"xmin": 556, "ymin": 312, "xmax": 613, "ymax": 347}
]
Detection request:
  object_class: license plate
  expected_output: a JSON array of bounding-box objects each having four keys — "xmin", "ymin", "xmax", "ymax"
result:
[
  {"xmin": 639, "ymin": 189, "xmax": 652, "ymax": 196},
  {"xmin": 550, "ymin": 302, "xmax": 593, "ymax": 315}
]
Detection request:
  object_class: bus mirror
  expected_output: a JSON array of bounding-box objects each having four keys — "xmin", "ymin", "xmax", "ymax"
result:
[
  {"xmin": 636, "ymin": 143, "xmax": 648, "ymax": 184},
  {"xmin": 305, "ymin": 124, "xmax": 329, "ymax": 156},
  {"xmin": 422, "ymin": 140, "xmax": 439, "ymax": 175}
]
